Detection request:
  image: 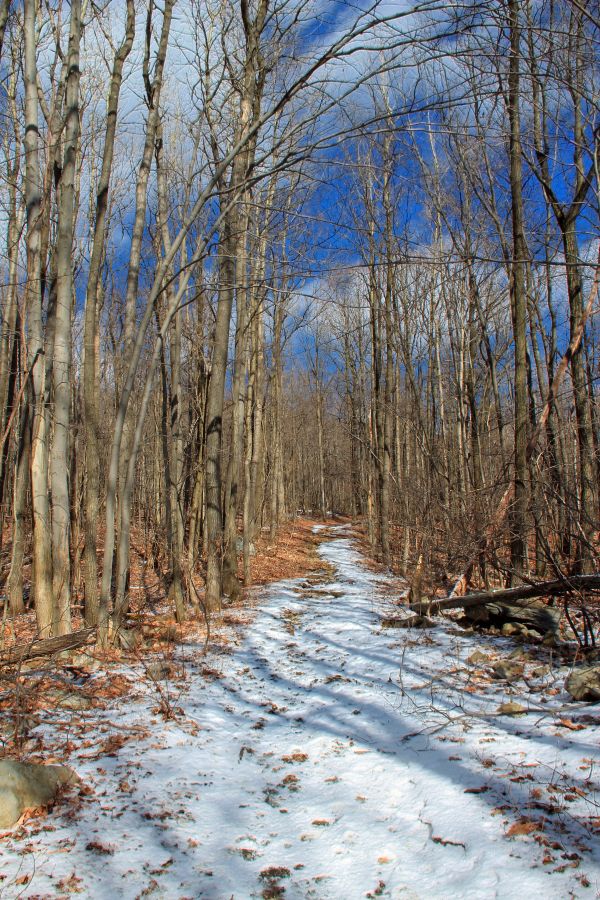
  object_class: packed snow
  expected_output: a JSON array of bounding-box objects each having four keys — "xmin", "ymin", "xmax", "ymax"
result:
[{"xmin": 1, "ymin": 525, "xmax": 599, "ymax": 898}]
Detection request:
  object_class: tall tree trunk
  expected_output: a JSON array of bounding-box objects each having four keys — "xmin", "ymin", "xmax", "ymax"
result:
[
  {"xmin": 222, "ymin": 220, "xmax": 248, "ymax": 599},
  {"xmin": 562, "ymin": 225, "xmax": 596, "ymax": 570},
  {"xmin": 0, "ymin": 84, "xmax": 22, "ymax": 515},
  {"xmin": 269, "ymin": 295, "xmax": 286, "ymax": 538},
  {"xmin": 205, "ymin": 223, "xmax": 236, "ymax": 611},
  {"xmin": 245, "ymin": 285, "xmax": 266, "ymax": 581},
  {"xmin": 204, "ymin": 0, "xmax": 268, "ymax": 609},
  {"xmin": 155, "ymin": 126, "xmax": 186, "ymax": 621},
  {"xmin": 379, "ymin": 150, "xmax": 394, "ymax": 568},
  {"xmin": 114, "ymin": 0, "xmax": 174, "ymax": 617},
  {"xmin": 24, "ymin": 0, "xmax": 54, "ymax": 636},
  {"xmin": 82, "ymin": 0, "xmax": 135, "ymax": 626},
  {"xmin": 50, "ymin": 0, "xmax": 82, "ymax": 635},
  {"xmin": 507, "ymin": 0, "xmax": 529, "ymax": 580}
]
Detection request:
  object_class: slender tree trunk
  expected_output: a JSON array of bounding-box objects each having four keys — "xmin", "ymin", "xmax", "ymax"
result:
[
  {"xmin": 204, "ymin": 0, "xmax": 268, "ymax": 609},
  {"xmin": 155, "ymin": 126, "xmax": 186, "ymax": 621},
  {"xmin": 0, "ymin": 112, "xmax": 22, "ymax": 514},
  {"xmin": 242, "ymin": 340, "xmax": 254, "ymax": 583},
  {"xmin": 24, "ymin": 0, "xmax": 54, "ymax": 636},
  {"xmin": 7, "ymin": 358, "xmax": 31, "ymax": 617},
  {"xmin": 115, "ymin": 0, "xmax": 174, "ymax": 616},
  {"xmin": 205, "ymin": 224, "xmax": 236, "ymax": 611},
  {"xmin": 562, "ymin": 225, "xmax": 596, "ymax": 570},
  {"xmin": 50, "ymin": 0, "xmax": 82, "ymax": 635},
  {"xmin": 269, "ymin": 296, "xmax": 286, "ymax": 538},
  {"xmin": 187, "ymin": 351, "xmax": 209, "ymax": 570},
  {"xmin": 245, "ymin": 286, "xmax": 265, "ymax": 580},
  {"xmin": 508, "ymin": 0, "xmax": 529, "ymax": 580},
  {"xmin": 379, "ymin": 154, "xmax": 394, "ymax": 568},
  {"xmin": 222, "ymin": 221, "xmax": 248, "ymax": 599},
  {"xmin": 82, "ymin": 0, "xmax": 135, "ymax": 626}
]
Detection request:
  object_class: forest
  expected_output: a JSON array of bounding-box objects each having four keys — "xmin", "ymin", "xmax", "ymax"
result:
[{"xmin": 0, "ymin": 0, "xmax": 599, "ymax": 896}]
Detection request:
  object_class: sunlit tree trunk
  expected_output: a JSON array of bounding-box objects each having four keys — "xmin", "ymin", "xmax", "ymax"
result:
[
  {"xmin": 50, "ymin": 0, "xmax": 82, "ymax": 635},
  {"xmin": 24, "ymin": 0, "xmax": 54, "ymax": 636}
]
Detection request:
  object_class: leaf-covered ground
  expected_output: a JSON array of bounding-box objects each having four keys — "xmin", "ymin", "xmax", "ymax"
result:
[{"xmin": 1, "ymin": 525, "xmax": 599, "ymax": 898}]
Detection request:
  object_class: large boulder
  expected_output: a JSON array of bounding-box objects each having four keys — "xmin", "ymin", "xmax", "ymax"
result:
[
  {"xmin": 565, "ymin": 667, "xmax": 600, "ymax": 702},
  {"xmin": 0, "ymin": 760, "xmax": 81, "ymax": 828}
]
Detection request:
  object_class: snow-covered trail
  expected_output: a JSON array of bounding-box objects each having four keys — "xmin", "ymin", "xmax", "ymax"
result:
[{"xmin": 2, "ymin": 526, "xmax": 600, "ymax": 898}]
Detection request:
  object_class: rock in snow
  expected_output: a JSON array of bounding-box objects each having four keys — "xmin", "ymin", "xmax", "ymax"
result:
[
  {"xmin": 0, "ymin": 759, "xmax": 80, "ymax": 828},
  {"xmin": 491, "ymin": 659, "xmax": 525, "ymax": 682},
  {"xmin": 565, "ymin": 666, "xmax": 600, "ymax": 701}
]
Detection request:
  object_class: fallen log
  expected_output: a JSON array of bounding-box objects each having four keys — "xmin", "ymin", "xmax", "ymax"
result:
[
  {"xmin": 462, "ymin": 601, "xmax": 561, "ymax": 635},
  {"xmin": 0, "ymin": 628, "xmax": 96, "ymax": 669},
  {"xmin": 410, "ymin": 574, "xmax": 600, "ymax": 617}
]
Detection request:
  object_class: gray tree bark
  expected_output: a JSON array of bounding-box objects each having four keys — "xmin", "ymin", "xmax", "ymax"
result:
[{"xmin": 24, "ymin": 0, "xmax": 54, "ymax": 636}]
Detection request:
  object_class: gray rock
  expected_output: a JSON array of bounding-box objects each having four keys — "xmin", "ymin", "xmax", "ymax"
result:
[
  {"xmin": 467, "ymin": 650, "xmax": 488, "ymax": 665},
  {"xmin": 70, "ymin": 652, "xmax": 101, "ymax": 672},
  {"xmin": 491, "ymin": 660, "xmax": 525, "ymax": 682},
  {"xmin": 565, "ymin": 667, "xmax": 600, "ymax": 702},
  {"xmin": 522, "ymin": 628, "xmax": 543, "ymax": 642},
  {"xmin": 116, "ymin": 627, "xmax": 143, "ymax": 651},
  {"xmin": 0, "ymin": 760, "xmax": 81, "ymax": 828},
  {"xmin": 531, "ymin": 665, "xmax": 551, "ymax": 679},
  {"xmin": 146, "ymin": 661, "xmax": 173, "ymax": 681},
  {"xmin": 49, "ymin": 691, "xmax": 93, "ymax": 711},
  {"xmin": 497, "ymin": 701, "xmax": 527, "ymax": 716}
]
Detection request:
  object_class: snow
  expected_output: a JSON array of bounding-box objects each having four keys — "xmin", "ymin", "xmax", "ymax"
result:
[{"xmin": 2, "ymin": 525, "xmax": 599, "ymax": 898}]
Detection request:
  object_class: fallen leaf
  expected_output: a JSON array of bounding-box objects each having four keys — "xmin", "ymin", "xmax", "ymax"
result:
[
  {"xmin": 556, "ymin": 719, "xmax": 584, "ymax": 732},
  {"xmin": 506, "ymin": 819, "xmax": 539, "ymax": 837}
]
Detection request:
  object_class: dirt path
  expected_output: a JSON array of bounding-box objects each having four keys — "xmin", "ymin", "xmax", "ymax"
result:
[{"xmin": 2, "ymin": 526, "xmax": 599, "ymax": 898}]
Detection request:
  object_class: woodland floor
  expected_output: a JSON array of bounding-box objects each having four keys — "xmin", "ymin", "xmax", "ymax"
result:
[{"xmin": 1, "ymin": 525, "xmax": 600, "ymax": 898}]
